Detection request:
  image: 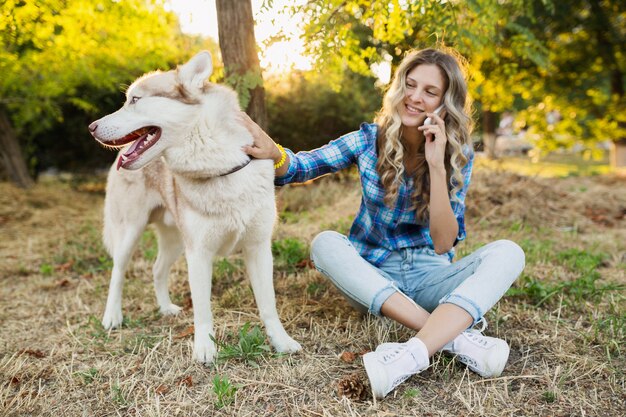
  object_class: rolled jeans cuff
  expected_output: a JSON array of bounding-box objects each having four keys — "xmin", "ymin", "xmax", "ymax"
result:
[
  {"xmin": 439, "ymin": 293, "xmax": 484, "ymax": 326},
  {"xmin": 370, "ymin": 284, "xmax": 398, "ymax": 317}
]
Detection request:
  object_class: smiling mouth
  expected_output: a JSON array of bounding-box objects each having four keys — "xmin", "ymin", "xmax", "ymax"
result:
[
  {"xmin": 405, "ymin": 104, "xmax": 423, "ymax": 114},
  {"xmin": 96, "ymin": 126, "xmax": 162, "ymax": 170}
]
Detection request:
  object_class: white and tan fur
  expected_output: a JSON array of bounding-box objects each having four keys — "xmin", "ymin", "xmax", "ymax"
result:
[{"xmin": 88, "ymin": 51, "xmax": 301, "ymax": 363}]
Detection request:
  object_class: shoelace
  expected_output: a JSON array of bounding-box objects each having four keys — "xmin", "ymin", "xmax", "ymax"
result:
[
  {"xmin": 473, "ymin": 317, "xmax": 488, "ymax": 332},
  {"xmin": 465, "ymin": 330, "xmax": 492, "ymax": 347},
  {"xmin": 380, "ymin": 347, "xmax": 405, "ymax": 363}
]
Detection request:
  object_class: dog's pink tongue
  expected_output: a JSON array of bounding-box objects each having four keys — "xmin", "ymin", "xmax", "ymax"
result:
[
  {"xmin": 124, "ymin": 136, "xmax": 144, "ymax": 156},
  {"xmin": 116, "ymin": 135, "xmax": 146, "ymax": 170}
]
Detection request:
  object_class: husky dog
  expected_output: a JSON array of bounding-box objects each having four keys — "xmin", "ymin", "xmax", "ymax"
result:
[{"xmin": 88, "ymin": 51, "xmax": 301, "ymax": 363}]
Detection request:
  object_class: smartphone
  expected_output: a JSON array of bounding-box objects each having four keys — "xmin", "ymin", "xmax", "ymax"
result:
[{"xmin": 423, "ymin": 104, "xmax": 445, "ymax": 126}]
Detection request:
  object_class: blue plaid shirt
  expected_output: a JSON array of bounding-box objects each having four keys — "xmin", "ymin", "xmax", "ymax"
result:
[{"xmin": 275, "ymin": 123, "xmax": 474, "ymax": 266}]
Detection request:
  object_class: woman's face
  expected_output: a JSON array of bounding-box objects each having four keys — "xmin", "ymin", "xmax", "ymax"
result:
[{"xmin": 397, "ymin": 64, "xmax": 446, "ymax": 128}]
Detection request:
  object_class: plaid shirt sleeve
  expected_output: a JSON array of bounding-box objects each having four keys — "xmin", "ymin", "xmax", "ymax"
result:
[
  {"xmin": 275, "ymin": 124, "xmax": 373, "ymax": 185},
  {"xmin": 451, "ymin": 148, "xmax": 474, "ymax": 244}
]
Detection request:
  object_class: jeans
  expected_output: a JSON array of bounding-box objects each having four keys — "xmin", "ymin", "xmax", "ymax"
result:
[{"xmin": 310, "ymin": 231, "xmax": 525, "ymax": 325}]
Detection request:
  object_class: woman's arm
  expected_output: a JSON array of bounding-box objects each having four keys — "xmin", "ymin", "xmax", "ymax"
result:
[
  {"xmin": 420, "ymin": 111, "xmax": 459, "ymax": 254},
  {"xmin": 240, "ymin": 112, "xmax": 369, "ymax": 184},
  {"xmin": 239, "ymin": 112, "xmax": 290, "ymax": 177},
  {"xmin": 427, "ymin": 168, "xmax": 459, "ymax": 254}
]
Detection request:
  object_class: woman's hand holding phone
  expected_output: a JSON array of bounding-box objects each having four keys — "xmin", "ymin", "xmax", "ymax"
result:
[
  {"xmin": 419, "ymin": 104, "xmax": 447, "ymax": 171},
  {"xmin": 423, "ymin": 104, "xmax": 445, "ymax": 126}
]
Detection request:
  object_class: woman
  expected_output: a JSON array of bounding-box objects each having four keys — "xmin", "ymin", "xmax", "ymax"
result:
[{"xmin": 241, "ymin": 48, "xmax": 525, "ymax": 399}]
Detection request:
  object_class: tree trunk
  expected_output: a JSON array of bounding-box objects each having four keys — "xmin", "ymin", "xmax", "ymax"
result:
[
  {"xmin": 0, "ymin": 107, "xmax": 34, "ymax": 188},
  {"xmin": 215, "ymin": 0, "xmax": 267, "ymax": 130},
  {"xmin": 612, "ymin": 139, "xmax": 626, "ymax": 168},
  {"xmin": 482, "ymin": 110, "xmax": 498, "ymax": 159}
]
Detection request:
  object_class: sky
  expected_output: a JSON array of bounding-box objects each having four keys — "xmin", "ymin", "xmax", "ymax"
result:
[{"xmin": 165, "ymin": 0, "xmax": 312, "ymax": 74}]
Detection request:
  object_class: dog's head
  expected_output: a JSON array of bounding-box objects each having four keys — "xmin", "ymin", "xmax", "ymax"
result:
[{"xmin": 88, "ymin": 51, "xmax": 218, "ymax": 170}]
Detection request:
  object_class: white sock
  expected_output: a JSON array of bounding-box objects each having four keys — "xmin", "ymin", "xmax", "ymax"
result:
[{"xmin": 405, "ymin": 337, "xmax": 430, "ymax": 368}]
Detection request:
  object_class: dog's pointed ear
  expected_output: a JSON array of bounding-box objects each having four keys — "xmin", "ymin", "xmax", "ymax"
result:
[{"xmin": 178, "ymin": 51, "xmax": 213, "ymax": 90}]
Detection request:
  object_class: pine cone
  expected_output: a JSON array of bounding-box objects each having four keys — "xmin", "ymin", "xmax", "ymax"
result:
[{"xmin": 337, "ymin": 372, "xmax": 369, "ymax": 401}]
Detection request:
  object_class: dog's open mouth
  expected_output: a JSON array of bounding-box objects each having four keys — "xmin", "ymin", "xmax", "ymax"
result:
[{"xmin": 101, "ymin": 126, "xmax": 161, "ymax": 170}]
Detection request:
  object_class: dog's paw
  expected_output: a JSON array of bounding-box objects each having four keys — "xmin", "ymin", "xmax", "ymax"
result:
[
  {"xmin": 102, "ymin": 310, "xmax": 123, "ymax": 330},
  {"xmin": 192, "ymin": 342, "xmax": 217, "ymax": 365},
  {"xmin": 272, "ymin": 336, "xmax": 302, "ymax": 354},
  {"xmin": 159, "ymin": 303, "xmax": 182, "ymax": 316}
]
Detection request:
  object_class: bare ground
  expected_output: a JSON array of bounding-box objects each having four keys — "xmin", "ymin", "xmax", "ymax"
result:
[{"xmin": 0, "ymin": 162, "xmax": 624, "ymax": 416}]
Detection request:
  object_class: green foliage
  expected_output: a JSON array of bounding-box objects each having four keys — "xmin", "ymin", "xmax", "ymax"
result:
[
  {"xmin": 1, "ymin": 0, "xmax": 182, "ymax": 128},
  {"xmin": 214, "ymin": 322, "xmax": 272, "ymax": 366},
  {"xmin": 0, "ymin": 0, "xmax": 220, "ymax": 172},
  {"xmin": 265, "ymin": 70, "xmax": 380, "ymax": 151},
  {"xmin": 212, "ymin": 374, "xmax": 238, "ymax": 409},
  {"xmin": 224, "ymin": 68, "xmax": 264, "ymax": 109},
  {"xmin": 271, "ymin": 237, "xmax": 309, "ymax": 272},
  {"xmin": 517, "ymin": 0, "xmax": 626, "ymax": 155},
  {"xmin": 294, "ymin": 0, "xmax": 626, "ymax": 155},
  {"xmin": 299, "ymin": 0, "xmax": 549, "ymax": 109}
]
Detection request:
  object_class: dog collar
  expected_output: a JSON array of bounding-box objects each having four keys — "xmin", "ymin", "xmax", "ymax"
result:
[{"xmin": 218, "ymin": 158, "xmax": 252, "ymax": 177}]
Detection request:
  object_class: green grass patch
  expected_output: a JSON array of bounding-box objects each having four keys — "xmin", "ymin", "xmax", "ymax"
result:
[
  {"xmin": 47, "ymin": 222, "xmax": 111, "ymax": 276},
  {"xmin": 111, "ymin": 383, "xmax": 130, "ymax": 407},
  {"xmin": 213, "ymin": 322, "xmax": 273, "ymax": 367},
  {"xmin": 518, "ymin": 238, "xmax": 555, "ymax": 265},
  {"xmin": 212, "ymin": 374, "xmax": 238, "ymax": 409},
  {"xmin": 74, "ymin": 368, "xmax": 99, "ymax": 385},
  {"xmin": 272, "ymin": 237, "xmax": 309, "ymax": 272},
  {"xmin": 306, "ymin": 281, "xmax": 327, "ymax": 297},
  {"xmin": 139, "ymin": 229, "xmax": 158, "ymax": 261},
  {"xmin": 83, "ymin": 315, "xmax": 110, "ymax": 345},
  {"xmin": 122, "ymin": 332, "xmax": 162, "ymax": 353},
  {"xmin": 508, "ymin": 247, "xmax": 622, "ymax": 307},
  {"xmin": 214, "ymin": 258, "xmax": 244, "ymax": 281},
  {"xmin": 543, "ymin": 390, "xmax": 557, "ymax": 403}
]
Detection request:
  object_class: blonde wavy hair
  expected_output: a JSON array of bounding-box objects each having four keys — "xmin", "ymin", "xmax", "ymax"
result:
[{"xmin": 374, "ymin": 48, "xmax": 473, "ymax": 222}]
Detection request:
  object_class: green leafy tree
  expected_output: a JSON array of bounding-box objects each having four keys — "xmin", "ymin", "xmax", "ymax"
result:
[
  {"xmin": 265, "ymin": 69, "xmax": 380, "ymax": 151},
  {"xmin": 0, "ymin": 0, "xmax": 213, "ymax": 184},
  {"xmin": 289, "ymin": 0, "xmax": 625, "ymax": 166},
  {"xmin": 516, "ymin": 0, "xmax": 626, "ymax": 165},
  {"xmin": 297, "ymin": 0, "xmax": 550, "ymax": 157}
]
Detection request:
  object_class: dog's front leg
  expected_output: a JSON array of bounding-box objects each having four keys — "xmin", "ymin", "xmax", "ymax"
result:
[
  {"xmin": 185, "ymin": 249, "xmax": 216, "ymax": 364},
  {"xmin": 243, "ymin": 241, "xmax": 302, "ymax": 354}
]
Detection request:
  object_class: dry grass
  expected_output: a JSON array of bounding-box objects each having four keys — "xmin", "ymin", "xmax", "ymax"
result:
[{"xmin": 0, "ymin": 160, "xmax": 624, "ymax": 416}]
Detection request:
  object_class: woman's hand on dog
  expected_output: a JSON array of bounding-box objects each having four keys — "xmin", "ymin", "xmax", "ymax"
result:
[{"xmin": 240, "ymin": 112, "xmax": 282, "ymax": 163}]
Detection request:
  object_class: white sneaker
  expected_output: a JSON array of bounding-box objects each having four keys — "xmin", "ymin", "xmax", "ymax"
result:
[
  {"xmin": 377, "ymin": 330, "xmax": 510, "ymax": 378},
  {"xmin": 441, "ymin": 330, "xmax": 510, "ymax": 377},
  {"xmin": 363, "ymin": 337, "xmax": 429, "ymax": 399}
]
